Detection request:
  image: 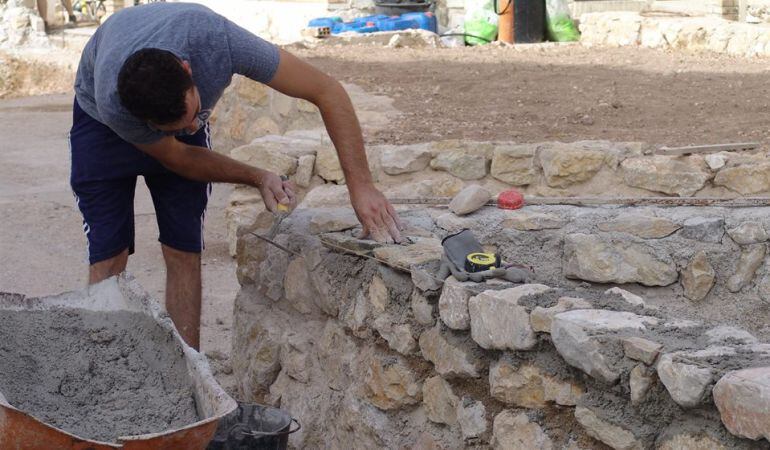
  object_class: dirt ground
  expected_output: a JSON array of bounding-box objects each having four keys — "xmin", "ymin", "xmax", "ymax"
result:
[
  {"xmin": 299, "ymin": 44, "xmax": 770, "ymax": 148},
  {"xmin": 4, "ymin": 44, "xmax": 770, "ymax": 398}
]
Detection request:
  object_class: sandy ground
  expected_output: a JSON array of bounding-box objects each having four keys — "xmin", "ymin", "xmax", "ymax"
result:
[
  {"xmin": 0, "ymin": 93, "xmax": 239, "ymax": 394},
  {"xmin": 300, "ymin": 44, "xmax": 770, "ymax": 148}
]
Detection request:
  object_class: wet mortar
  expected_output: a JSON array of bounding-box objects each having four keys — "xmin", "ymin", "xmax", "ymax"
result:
[{"xmin": 0, "ymin": 308, "xmax": 199, "ymax": 443}]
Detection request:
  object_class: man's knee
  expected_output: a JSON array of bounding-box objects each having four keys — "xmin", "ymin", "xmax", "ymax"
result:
[
  {"xmin": 161, "ymin": 244, "xmax": 201, "ymax": 272},
  {"xmin": 89, "ymin": 248, "xmax": 129, "ymax": 284}
]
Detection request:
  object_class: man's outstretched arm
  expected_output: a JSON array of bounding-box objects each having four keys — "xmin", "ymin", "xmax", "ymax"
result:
[
  {"xmin": 134, "ymin": 137, "xmax": 294, "ymax": 212},
  {"xmin": 265, "ymin": 49, "xmax": 403, "ymax": 243}
]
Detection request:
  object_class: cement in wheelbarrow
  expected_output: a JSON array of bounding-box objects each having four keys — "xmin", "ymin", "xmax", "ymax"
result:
[{"xmin": 0, "ymin": 275, "xmax": 237, "ymax": 449}]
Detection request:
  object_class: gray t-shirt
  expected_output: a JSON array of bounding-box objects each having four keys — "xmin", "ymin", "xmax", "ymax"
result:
[{"xmin": 74, "ymin": 2, "xmax": 280, "ymax": 144}]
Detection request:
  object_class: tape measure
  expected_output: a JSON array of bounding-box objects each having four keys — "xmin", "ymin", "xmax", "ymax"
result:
[{"xmin": 464, "ymin": 252, "xmax": 501, "ymax": 273}]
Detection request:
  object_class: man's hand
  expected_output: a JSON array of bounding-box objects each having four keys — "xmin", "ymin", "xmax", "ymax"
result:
[
  {"xmin": 350, "ymin": 183, "xmax": 404, "ymax": 243},
  {"xmin": 256, "ymin": 169, "xmax": 296, "ymax": 212}
]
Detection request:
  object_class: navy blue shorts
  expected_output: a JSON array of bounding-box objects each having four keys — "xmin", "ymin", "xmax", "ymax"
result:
[{"xmin": 69, "ymin": 98, "xmax": 212, "ymax": 264}]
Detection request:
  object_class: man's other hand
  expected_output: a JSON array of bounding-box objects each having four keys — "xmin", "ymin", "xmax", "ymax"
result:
[
  {"xmin": 257, "ymin": 170, "xmax": 296, "ymax": 212},
  {"xmin": 351, "ymin": 183, "xmax": 404, "ymax": 243}
]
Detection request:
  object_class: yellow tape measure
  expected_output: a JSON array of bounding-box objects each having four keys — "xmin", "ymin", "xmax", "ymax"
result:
[{"xmin": 465, "ymin": 252, "xmax": 501, "ymax": 273}]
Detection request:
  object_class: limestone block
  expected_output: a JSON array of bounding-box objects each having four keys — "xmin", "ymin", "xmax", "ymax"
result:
[
  {"xmin": 681, "ymin": 216, "xmax": 725, "ymax": 243},
  {"xmin": 315, "ymin": 145, "xmax": 344, "ymax": 183},
  {"xmin": 343, "ymin": 291, "xmax": 370, "ymax": 339},
  {"xmin": 422, "ymin": 376, "xmax": 459, "ymax": 425},
  {"xmin": 284, "ymin": 257, "xmax": 321, "ymax": 315},
  {"xmin": 411, "ymin": 266, "xmax": 443, "ymax": 292},
  {"xmin": 605, "ymin": 287, "xmax": 646, "ymax": 307},
  {"xmin": 490, "ymin": 144, "xmax": 537, "ymax": 186},
  {"xmin": 294, "ymin": 154, "xmax": 315, "ymax": 188},
  {"xmin": 299, "ymin": 184, "xmax": 350, "ymax": 208},
  {"xmin": 621, "ymin": 156, "xmax": 710, "ymax": 197},
  {"xmin": 235, "ymin": 76, "xmax": 269, "ymax": 105},
  {"xmin": 468, "ymin": 285, "xmax": 551, "ymax": 351},
  {"xmin": 727, "ymin": 244, "xmax": 766, "ymax": 293},
  {"xmin": 715, "ymin": 162, "xmax": 770, "ymax": 194},
  {"xmin": 629, "ymin": 364, "xmax": 653, "ymax": 405},
  {"xmin": 551, "ymin": 309, "xmax": 660, "ymax": 383},
  {"xmin": 418, "ymin": 325, "xmax": 482, "ymax": 378},
  {"xmin": 681, "ymin": 251, "xmax": 716, "ymax": 302},
  {"xmin": 622, "ymin": 337, "xmax": 663, "ymax": 365},
  {"xmin": 705, "ymin": 326, "xmax": 757, "ymax": 346},
  {"xmin": 373, "ymin": 315, "xmax": 417, "ymax": 355},
  {"xmin": 380, "ymin": 145, "xmax": 432, "ymax": 175},
  {"xmin": 563, "ymin": 233, "xmax": 678, "ymax": 287},
  {"xmin": 489, "ymin": 360, "xmax": 583, "ymax": 407},
  {"xmin": 361, "ymin": 353, "xmax": 421, "ymax": 411},
  {"xmin": 530, "ymin": 297, "xmax": 592, "ymax": 333},
  {"xmin": 705, "ymin": 153, "xmax": 728, "ymax": 171},
  {"xmin": 727, "ymin": 222, "xmax": 768, "ymax": 245},
  {"xmin": 538, "ymin": 144, "xmax": 605, "ymax": 188},
  {"xmin": 430, "ymin": 151, "xmax": 488, "ymax": 180},
  {"xmin": 318, "ymin": 321, "xmax": 358, "ymax": 392},
  {"xmin": 411, "ymin": 290, "xmax": 435, "ymax": 325},
  {"xmin": 492, "ymin": 411, "xmax": 553, "ymax": 450},
  {"xmin": 368, "ymin": 275, "xmax": 389, "ymax": 314},
  {"xmin": 449, "ymin": 185, "xmax": 491, "ymax": 216},
  {"xmin": 456, "ymin": 398, "xmax": 486, "ymax": 440},
  {"xmin": 280, "ymin": 333, "xmax": 311, "ymax": 383},
  {"xmin": 434, "ymin": 212, "xmax": 474, "ymax": 233},
  {"xmin": 230, "ymin": 143, "xmax": 298, "ymax": 176},
  {"xmin": 574, "ymin": 406, "xmax": 643, "ymax": 450},
  {"xmin": 657, "ymin": 353, "xmax": 714, "ymax": 408},
  {"xmin": 713, "ymin": 367, "xmax": 770, "ymax": 441},
  {"xmin": 438, "ymin": 276, "xmax": 473, "ymax": 330},
  {"xmin": 309, "ymin": 209, "xmax": 359, "ymax": 235},
  {"xmin": 502, "ymin": 212, "xmax": 566, "ymax": 231},
  {"xmin": 373, "ymin": 238, "xmax": 443, "ymax": 270},
  {"xmin": 597, "ymin": 215, "xmax": 681, "ymax": 239}
]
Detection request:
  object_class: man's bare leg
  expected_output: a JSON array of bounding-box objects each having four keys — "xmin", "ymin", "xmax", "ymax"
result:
[
  {"xmin": 161, "ymin": 244, "xmax": 202, "ymax": 350},
  {"xmin": 89, "ymin": 249, "xmax": 129, "ymax": 284}
]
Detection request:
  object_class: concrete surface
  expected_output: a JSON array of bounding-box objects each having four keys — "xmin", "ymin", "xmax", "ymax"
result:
[{"xmin": 0, "ymin": 93, "xmax": 239, "ymax": 392}]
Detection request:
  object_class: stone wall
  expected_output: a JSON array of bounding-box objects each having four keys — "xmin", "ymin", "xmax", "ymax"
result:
[
  {"xmin": 230, "ymin": 203, "xmax": 770, "ymax": 448},
  {"xmin": 579, "ymin": 11, "xmax": 770, "ymax": 57},
  {"xmin": 0, "ymin": 0, "xmax": 47, "ymax": 49}
]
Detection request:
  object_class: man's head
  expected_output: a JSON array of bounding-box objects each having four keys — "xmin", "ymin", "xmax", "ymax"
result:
[{"xmin": 117, "ymin": 48, "xmax": 203, "ymax": 134}]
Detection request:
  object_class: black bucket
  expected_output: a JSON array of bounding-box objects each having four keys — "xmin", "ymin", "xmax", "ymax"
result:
[{"xmin": 207, "ymin": 403, "xmax": 301, "ymax": 450}]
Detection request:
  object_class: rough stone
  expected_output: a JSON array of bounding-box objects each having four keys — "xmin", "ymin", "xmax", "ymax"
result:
[
  {"xmin": 380, "ymin": 145, "xmax": 432, "ymax": 175},
  {"xmin": 284, "ymin": 257, "xmax": 320, "ymax": 315},
  {"xmin": 597, "ymin": 215, "xmax": 681, "ymax": 239},
  {"xmin": 368, "ymin": 275, "xmax": 389, "ymax": 314},
  {"xmin": 468, "ymin": 285, "xmax": 551, "ymax": 351},
  {"xmin": 657, "ymin": 353, "xmax": 713, "ymax": 408},
  {"xmin": 419, "ymin": 325, "xmax": 482, "ymax": 378},
  {"xmin": 629, "ymin": 364, "xmax": 653, "ymax": 405},
  {"xmin": 456, "ymin": 398, "xmax": 487, "ymax": 440},
  {"xmin": 373, "ymin": 239, "xmax": 443, "ymax": 270},
  {"xmin": 299, "ymin": 184, "xmax": 349, "ymax": 207},
  {"xmin": 230, "ymin": 143, "xmax": 298, "ymax": 176},
  {"xmin": 343, "ymin": 291, "xmax": 370, "ymax": 339},
  {"xmin": 621, "ymin": 156, "xmax": 710, "ymax": 197},
  {"xmin": 492, "ymin": 411, "xmax": 553, "ymax": 450},
  {"xmin": 489, "ymin": 360, "xmax": 583, "ymax": 407},
  {"xmin": 727, "ymin": 244, "xmax": 766, "ymax": 293},
  {"xmin": 361, "ymin": 354, "xmax": 421, "ymax": 411},
  {"xmin": 373, "ymin": 315, "xmax": 417, "ymax": 355},
  {"xmin": 422, "ymin": 376, "xmax": 459, "ymax": 425},
  {"xmin": 502, "ymin": 212, "xmax": 566, "ymax": 231},
  {"xmin": 448, "ymin": 185, "xmax": 491, "ymax": 216},
  {"xmin": 681, "ymin": 217, "xmax": 725, "ymax": 243},
  {"xmin": 438, "ymin": 276, "xmax": 472, "ymax": 330},
  {"xmin": 309, "ymin": 209, "xmax": 359, "ymax": 234},
  {"xmin": 681, "ymin": 251, "xmax": 716, "ymax": 302},
  {"xmin": 574, "ymin": 406, "xmax": 642, "ymax": 450},
  {"xmin": 315, "ymin": 145, "xmax": 344, "ymax": 183},
  {"xmin": 705, "ymin": 153, "xmax": 728, "ymax": 171},
  {"xmin": 551, "ymin": 309, "xmax": 659, "ymax": 383},
  {"xmin": 605, "ymin": 287, "xmax": 646, "ymax": 307},
  {"xmin": 433, "ymin": 212, "xmax": 473, "ymax": 233},
  {"xmin": 294, "ymin": 154, "xmax": 315, "ymax": 188},
  {"xmin": 430, "ymin": 151, "xmax": 488, "ymax": 180},
  {"xmin": 563, "ymin": 233, "xmax": 678, "ymax": 286},
  {"xmin": 658, "ymin": 433, "xmax": 728, "ymax": 450},
  {"xmin": 411, "ymin": 289, "xmax": 435, "ymax": 326},
  {"xmin": 490, "ymin": 144, "xmax": 537, "ymax": 186},
  {"xmin": 705, "ymin": 326, "xmax": 757, "ymax": 345},
  {"xmin": 714, "ymin": 162, "xmax": 770, "ymax": 194},
  {"xmin": 713, "ymin": 367, "xmax": 770, "ymax": 441},
  {"xmin": 622, "ymin": 337, "xmax": 663, "ymax": 365},
  {"xmin": 530, "ymin": 297, "xmax": 592, "ymax": 333},
  {"xmin": 539, "ymin": 144, "xmax": 605, "ymax": 188},
  {"xmin": 727, "ymin": 222, "xmax": 768, "ymax": 245},
  {"xmin": 411, "ymin": 266, "xmax": 443, "ymax": 292}
]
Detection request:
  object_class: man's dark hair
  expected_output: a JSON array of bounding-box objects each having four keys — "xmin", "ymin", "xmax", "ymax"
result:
[{"xmin": 117, "ymin": 48, "xmax": 194, "ymax": 125}]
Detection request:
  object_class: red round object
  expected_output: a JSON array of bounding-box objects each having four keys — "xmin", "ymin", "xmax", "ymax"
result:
[{"xmin": 497, "ymin": 189, "xmax": 525, "ymax": 210}]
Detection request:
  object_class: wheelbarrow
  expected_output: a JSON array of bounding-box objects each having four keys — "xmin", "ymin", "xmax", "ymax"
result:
[{"xmin": 0, "ymin": 274, "xmax": 237, "ymax": 450}]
